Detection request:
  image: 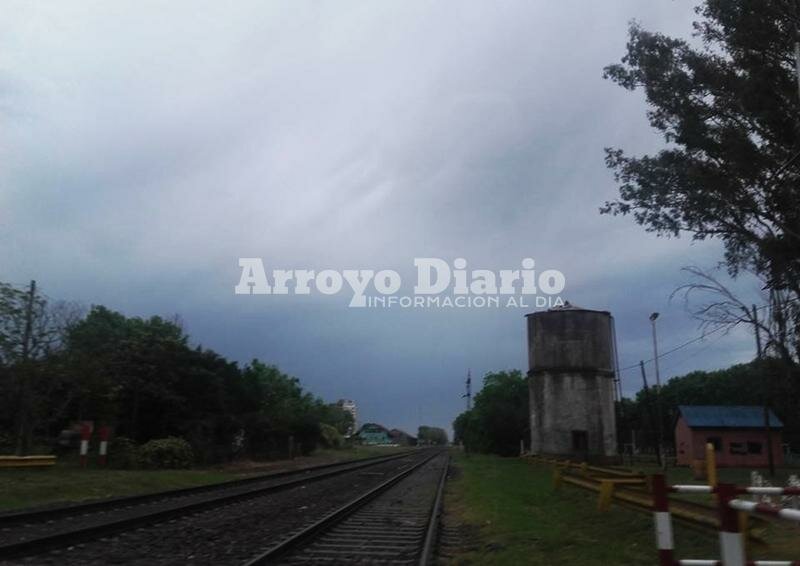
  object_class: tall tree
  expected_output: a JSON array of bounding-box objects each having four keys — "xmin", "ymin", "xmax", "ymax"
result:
[
  {"xmin": 602, "ymin": 1, "xmax": 800, "ymax": 348},
  {"xmin": 453, "ymin": 370, "xmax": 528, "ymax": 456},
  {"xmin": 417, "ymin": 426, "xmax": 448, "ymax": 446},
  {"xmin": 0, "ymin": 281, "xmax": 81, "ymax": 454},
  {"xmin": 673, "ymin": 265, "xmax": 798, "ymax": 365}
]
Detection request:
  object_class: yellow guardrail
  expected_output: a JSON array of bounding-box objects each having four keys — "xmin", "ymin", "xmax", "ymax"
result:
[
  {"xmin": 0, "ymin": 455, "xmax": 56, "ymax": 468},
  {"xmin": 529, "ymin": 453, "xmax": 766, "ymax": 541}
]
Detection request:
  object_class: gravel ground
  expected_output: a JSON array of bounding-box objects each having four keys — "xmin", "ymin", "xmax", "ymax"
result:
[
  {"xmin": 3, "ymin": 452, "xmax": 430, "ymax": 566},
  {"xmin": 0, "ymin": 453, "xmax": 409, "ymax": 550},
  {"xmin": 277, "ymin": 453, "xmax": 448, "ymax": 565}
]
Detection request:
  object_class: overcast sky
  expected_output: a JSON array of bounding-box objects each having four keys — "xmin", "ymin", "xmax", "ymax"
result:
[{"xmin": 1, "ymin": 1, "xmax": 766, "ymax": 436}]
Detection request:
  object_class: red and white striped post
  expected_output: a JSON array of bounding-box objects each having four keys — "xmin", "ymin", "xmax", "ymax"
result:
[
  {"xmin": 97, "ymin": 426, "xmax": 110, "ymax": 466},
  {"xmin": 652, "ymin": 474, "xmax": 675, "ymax": 566},
  {"xmin": 79, "ymin": 423, "xmax": 92, "ymax": 468},
  {"xmin": 717, "ymin": 482, "xmax": 745, "ymax": 566},
  {"xmin": 729, "ymin": 498, "xmax": 800, "ymax": 523},
  {"xmin": 658, "ymin": 481, "xmax": 800, "ymax": 565}
]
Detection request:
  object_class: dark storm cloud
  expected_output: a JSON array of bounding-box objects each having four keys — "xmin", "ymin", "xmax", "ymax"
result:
[{"xmin": 1, "ymin": 1, "xmax": 760, "ymax": 434}]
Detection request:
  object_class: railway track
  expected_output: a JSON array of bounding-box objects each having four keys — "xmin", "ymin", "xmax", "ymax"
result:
[
  {"xmin": 0, "ymin": 450, "xmax": 421, "ymax": 563},
  {"xmin": 246, "ymin": 450, "xmax": 449, "ymax": 565},
  {"xmin": 0, "ymin": 449, "xmax": 447, "ymax": 565},
  {"xmin": 0, "ymin": 451, "xmax": 413, "ymax": 528}
]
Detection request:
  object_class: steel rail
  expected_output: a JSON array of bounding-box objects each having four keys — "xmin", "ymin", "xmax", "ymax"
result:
[
  {"xmin": 0, "ymin": 450, "xmax": 413, "ymax": 526},
  {"xmin": 0, "ymin": 450, "xmax": 422, "ymax": 560},
  {"xmin": 418, "ymin": 454, "xmax": 449, "ymax": 566},
  {"xmin": 243, "ymin": 449, "xmax": 446, "ymax": 566}
]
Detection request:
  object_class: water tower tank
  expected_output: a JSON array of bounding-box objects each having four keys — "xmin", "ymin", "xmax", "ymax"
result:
[{"xmin": 526, "ymin": 305, "xmax": 617, "ymax": 459}]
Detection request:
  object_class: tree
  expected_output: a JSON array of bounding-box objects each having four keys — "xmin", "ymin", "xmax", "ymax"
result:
[
  {"xmin": 240, "ymin": 360, "xmax": 329, "ymax": 457},
  {"xmin": 672, "ymin": 265, "xmax": 798, "ymax": 365},
  {"xmin": 319, "ymin": 404, "xmax": 355, "ymax": 437},
  {"xmin": 452, "ymin": 370, "xmax": 529, "ymax": 456},
  {"xmin": 65, "ymin": 307, "xmax": 244, "ymax": 461},
  {"xmin": 602, "ymin": 2, "xmax": 800, "ymax": 337},
  {"xmin": 417, "ymin": 425, "xmax": 448, "ymax": 446},
  {"xmin": 1, "ymin": 285, "xmax": 348, "ymax": 462},
  {"xmin": 621, "ymin": 359, "xmax": 800, "ymax": 448},
  {"xmin": 0, "ymin": 281, "xmax": 83, "ymax": 454}
]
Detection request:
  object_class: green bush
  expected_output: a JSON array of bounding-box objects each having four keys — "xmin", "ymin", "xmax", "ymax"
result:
[
  {"xmin": 319, "ymin": 423, "xmax": 344, "ymax": 449},
  {"xmin": 108, "ymin": 436, "xmax": 140, "ymax": 469},
  {"xmin": 137, "ymin": 437, "xmax": 194, "ymax": 469}
]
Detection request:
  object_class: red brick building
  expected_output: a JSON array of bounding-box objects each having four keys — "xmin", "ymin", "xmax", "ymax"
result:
[{"xmin": 675, "ymin": 405, "xmax": 784, "ymax": 468}]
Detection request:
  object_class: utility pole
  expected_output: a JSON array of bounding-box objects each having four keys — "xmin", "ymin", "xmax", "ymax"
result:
[
  {"xmin": 754, "ymin": 303, "xmax": 776, "ymax": 477},
  {"xmin": 795, "ymin": 34, "xmax": 800, "ymax": 102},
  {"xmin": 21, "ymin": 280, "xmax": 35, "ymax": 361},
  {"xmin": 649, "ymin": 313, "xmax": 662, "ymax": 388},
  {"xmin": 611, "ymin": 316, "xmax": 623, "ymax": 401},
  {"xmin": 649, "ymin": 313, "xmax": 666, "ymax": 469},
  {"xmin": 460, "ymin": 369, "xmax": 473, "ymax": 457},
  {"xmin": 15, "ymin": 280, "xmax": 36, "ymax": 456},
  {"xmin": 640, "ymin": 360, "xmax": 662, "ymax": 467},
  {"xmin": 462, "ymin": 369, "xmax": 472, "ymax": 411}
]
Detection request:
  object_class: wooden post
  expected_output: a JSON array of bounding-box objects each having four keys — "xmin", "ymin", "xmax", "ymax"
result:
[
  {"xmin": 598, "ymin": 480, "xmax": 614, "ymax": 512},
  {"xmin": 753, "ymin": 304, "xmax": 775, "ymax": 477},
  {"xmin": 552, "ymin": 467, "xmax": 563, "ymax": 490},
  {"xmin": 15, "ymin": 280, "xmax": 36, "ymax": 457},
  {"xmin": 640, "ymin": 361, "xmax": 662, "ymax": 467},
  {"xmin": 706, "ymin": 442, "xmax": 717, "ymax": 502}
]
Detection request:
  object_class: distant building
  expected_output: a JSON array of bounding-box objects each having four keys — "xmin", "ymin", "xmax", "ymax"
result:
[
  {"xmin": 675, "ymin": 405, "xmax": 784, "ymax": 468},
  {"xmin": 337, "ymin": 399, "xmax": 357, "ymax": 436},
  {"xmin": 388, "ymin": 429, "xmax": 417, "ymax": 446},
  {"xmin": 357, "ymin": 423, "xmax": 392, "ymax": 445}
]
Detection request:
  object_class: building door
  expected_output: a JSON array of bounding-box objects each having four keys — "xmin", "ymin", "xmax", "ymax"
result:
[{"xmin": 571, "ymin": 430, "xmax": 588, "ymax": 455}]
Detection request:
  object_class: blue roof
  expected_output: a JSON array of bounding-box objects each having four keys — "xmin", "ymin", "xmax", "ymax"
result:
[{"xmin": 679, "ymin": 405, "xmax": 783, "ymax": 429}]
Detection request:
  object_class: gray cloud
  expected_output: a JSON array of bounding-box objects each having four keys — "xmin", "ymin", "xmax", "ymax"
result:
[{"xmin": 1, "ymin": 1, "xmax": 759, "ymax": 435}]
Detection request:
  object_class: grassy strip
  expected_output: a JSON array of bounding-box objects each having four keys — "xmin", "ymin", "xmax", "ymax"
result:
[
  {"xmin": 0, "ymin": 445, "xmax": 407, "ymax": 511},
  {"xmin": 0, "ymin": 467, "xmax": 239, "ymax": 511},
  {"xmin": 443, "ymin": 452, "xmax": 799, "ymax": 565}
]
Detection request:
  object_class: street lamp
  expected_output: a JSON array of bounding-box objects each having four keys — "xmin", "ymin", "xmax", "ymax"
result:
[
  {"xmin": 649, "ymin": 312, "xmax": 666, "ymax": 469},
  {"xmin": 649, "ymin": 312, "xmax": 661, "ymax": 388}
]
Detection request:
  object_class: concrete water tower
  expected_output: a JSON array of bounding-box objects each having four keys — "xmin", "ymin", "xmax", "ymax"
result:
[{"xmin": 526, "ymin": 305, "xmax": 617, "ymax": 460}]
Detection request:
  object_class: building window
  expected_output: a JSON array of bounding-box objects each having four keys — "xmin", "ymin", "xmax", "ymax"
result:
[
  {"xmin": 747, "ymin": 442, "xmax": 762, "ymax": 454},
  {"xmin": 571, "ymin": 430, "xmax": 588, "ymax": 452},
  {"xmin": 729, "ymin": 442, "xmax": 747, "ymax": 455},
  {"xmin": 706, "ymin": 437, "xmax": 722, "ymax": 452}
]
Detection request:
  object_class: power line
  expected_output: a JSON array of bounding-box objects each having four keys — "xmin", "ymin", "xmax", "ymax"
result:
[
  {"xmin": 618, "ymin": 295, "xmax": 800, "ymax": 375},
  {"xmin": 618, "ymin": 323, "xmax": 728, "ymax": 374},
  {"xmin": 658, "ymin": 330, "xmax": 730, "ymax": 375}
]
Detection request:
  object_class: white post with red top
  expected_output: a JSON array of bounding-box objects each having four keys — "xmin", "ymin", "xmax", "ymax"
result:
[
  {"xmin": 653, "ymin": 475, "xmax": 800, "ymax": 565},
  {"xmin": 79, "ymin": 423, "xmax": 92, "ymax": 468},
  {"xmin": 652, "ymin": 473, "xmax": 675, "ymax": 566},
  {"xmin": 716, "ymin": 483, "xmax": 745, "ymax": 566},
  {"xmin": 98, "ymin": 426, "xmax": 110, "ymax": 466}
]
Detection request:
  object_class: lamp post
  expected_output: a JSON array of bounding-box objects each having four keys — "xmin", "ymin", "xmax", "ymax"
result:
[
  {"xmin": 650, "ymin": 312, "xmax": 666, "ymax": 469},
  {"xmin": 649, "ymin": 313, "xmax": 662, "ymax": 388}
]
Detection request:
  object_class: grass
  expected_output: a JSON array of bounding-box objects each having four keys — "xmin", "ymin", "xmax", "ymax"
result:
[
  {"xmin": 0, "ymin": 466, "xmax": 240, "ymax": 511},
  {"xmin": 443, "ymin": 451, "xmax": 800, "ymax": 565},
  {"xmin": 312, "ymin": 444, "xmax": 409, "ymax": 461},
  {"xmin": 0, "ymin": 445, "xmax": 408, "ymax": 512}
]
